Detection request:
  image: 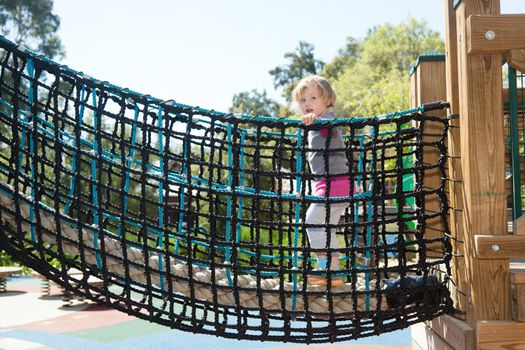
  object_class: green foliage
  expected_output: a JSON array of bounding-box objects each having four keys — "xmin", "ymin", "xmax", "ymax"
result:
[
  {"xmin": 0, "ymin": 0, "xmax": 65, "ymax": 269},
  {"xmin": 0, "ymin": 249, "xmax": 13, "ymax": 265},
  {"xmin": 331, "ymin": 17, "xmax": 444, "ymax": 118},
  {"xmin": 0, "ymin": 0, "xmax": 64, "ymax": 59},
  {"xmin": 230, "ymin": 17, "xmax": 443, "ymax": 121},
  {"xmin": 269, "ymin": 41, "xmax": 324, "ymax": 102},
  {"xmin": 229, "ymin": 89, "xmax": 280, "ymax": 117},
  {"xmin": 322, "ymin": 37, "xmax": 361, "ymax": 81}
]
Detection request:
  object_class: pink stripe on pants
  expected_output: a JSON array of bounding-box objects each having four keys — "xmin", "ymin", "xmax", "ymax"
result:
[{"xmin": 314, "ymin": 176, "xmax": 352, "ymax": 197}]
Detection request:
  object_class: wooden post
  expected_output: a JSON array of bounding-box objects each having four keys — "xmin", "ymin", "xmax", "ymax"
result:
[
  {"xmin": 445, "ymin": 0, "xmax": 468, "ymax": 317},
  {"xmin": 410, "ymin": 48, "xmax": 476, "ymax": 350},
  {"xmin": 409, "ymin": 54, "xmax": 447, "ymax": 258},
  {"xmin": 454, "ymin": 0, "xmax": 511, "ymax": 328}
]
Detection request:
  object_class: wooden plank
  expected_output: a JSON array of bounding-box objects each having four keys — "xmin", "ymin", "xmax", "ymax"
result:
[
  {"xmin": 425, "ymin": 314, "xmax": 475, "ymax": 350},
  {"xmin": 508, "ymin": 49, "xmax": 525, "ymax": 72},
  {"xmin": 477, "ymin": 321, "xmax": 525, "ymax": 349},
  {"xmin": 467, "ymin": 14, "xmax": 525, "ymax": 54},
  {"xmin": 475, "ymin": 234, "xmax": 525, "ymax": 258},
  {"xmin": 445, "ymin": 0, "xmax": 469, "ymax": 315},
  {"xmin": 510, "ymin": 262, "xmax": 525, "ymax": 284},
  {"xmin": 455, "ymin": 0, "xmax": 511, "ymax": 325},
  {"xmin": 515, "ymin": 215, "xmax": 525, "ymax": 235},
  {"xmin": 511, "ymin": 282, "xmax": 525, "ymax": 321},
  {"xmin": 510, "ymin": 262, "xmax": 525, "ymax": 322},
  {"xmin": 411, "ymin": 322, "xmax": 455, "ymax": 350}
]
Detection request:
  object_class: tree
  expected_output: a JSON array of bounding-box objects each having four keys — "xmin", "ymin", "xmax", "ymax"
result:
[
  {"xmin": 0, "ymin": 0, "xmax": 64, "ymax": 267},
  {"xmin": 269, "ymin": 41, "xmax": 324, "ymax": 102},
  {"xmin": 332, "ymin": 17, "xmax": 444, "ymax": 118},
  {"xmin": 0, "ymin": 0, "xmax": 65, "ymax": 59},
  {"xmin": 322, "ymin": 37, "xmax": 361, "ymax": 81},
  {"xmin": 229, "ymin": 89, "xmax": 280, "ymax": 117}
]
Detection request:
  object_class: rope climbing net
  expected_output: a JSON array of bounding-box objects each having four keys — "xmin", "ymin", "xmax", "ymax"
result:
[{"xmin": 0, "ymin": 35, "xmax": 453, "ymax": 343}]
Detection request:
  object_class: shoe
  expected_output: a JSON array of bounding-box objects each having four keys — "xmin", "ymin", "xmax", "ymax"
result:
[{"xmin": 308, "ymin": 270, "xmax": 344, "ymax": 287}]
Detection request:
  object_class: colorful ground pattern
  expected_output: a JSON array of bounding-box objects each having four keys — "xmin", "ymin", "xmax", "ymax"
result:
[{"xmin": 0, "ymin": 276, "xmax": 411, "ymax": 350}]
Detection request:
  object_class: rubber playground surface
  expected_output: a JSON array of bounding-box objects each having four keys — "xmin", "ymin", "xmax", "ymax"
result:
[{"xmin": 0, "ymin": 276, "xmax": 411, "ymax": 350}]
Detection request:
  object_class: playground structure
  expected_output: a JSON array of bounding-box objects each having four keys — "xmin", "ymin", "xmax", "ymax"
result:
[
  {"xmin": 0, "ymin": 27, "xmax": 453, "ymax": 345},
  {"xmin": 0, "ymin": 0, "xmax": 524, "ymax": 348},
  {"xmin": 409, "ymin": 0, "xmax": 525, "ymax": 349}
]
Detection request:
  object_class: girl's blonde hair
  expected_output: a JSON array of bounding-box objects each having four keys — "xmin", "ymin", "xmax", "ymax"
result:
[{"xmin": 291, "ymin": 75, "xmax": 337, "ymax": 114}]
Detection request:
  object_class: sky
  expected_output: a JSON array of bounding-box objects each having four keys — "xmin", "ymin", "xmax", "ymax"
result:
[{"xmin": 49, "ymin": 0, "xmax": 525, "ymax": 114}]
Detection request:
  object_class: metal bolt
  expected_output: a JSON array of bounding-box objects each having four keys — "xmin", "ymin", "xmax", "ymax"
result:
[
  {"xmin": 491, "ymin": 243, "xmax": 500, "ymax": 252},
  {"xmin": 485, "ymin": 30, "xmax": 496, "ymax": 40}
]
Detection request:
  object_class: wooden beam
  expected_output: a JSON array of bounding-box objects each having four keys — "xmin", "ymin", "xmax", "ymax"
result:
[
  {"xmin": 477, "ymin": 321, "xmax": 525, "ymax": 349},
  {"xmin": 475, "ymin": 234, "xmax": 525, "ymax": 259},
  {"xmin": 455, "ymin": 0, "xmax": 511, "ymax": 326},
  {"xmin": 510, "ymin": 262, "xmax": 525, "ymax": 284},
  {"xmin": 508, "ymin": 49, "xmax": 525, "ymax": 72},
  {"xmin": 424, "ymin": 315, "xmax": 475, "ymax": 350},
  {"xmin": 467, "ymin": 14, "xmax": 525, "ymax": 54},
  {"xmin": 445, "ymin": 0, "xmax": 468, "ymax": 315},
  {"xmin": 412, "ymin": 322, "xmax": 456, "ymax": 350},
  {"xmin": 510, "ymin": 263, "xmax": 525, "ymax": 321},
  {"xmin": 511, "ymin": 281, "xmax": 525, "ymax": 321}
]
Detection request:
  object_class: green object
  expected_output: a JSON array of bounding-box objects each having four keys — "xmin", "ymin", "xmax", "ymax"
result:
[{"xmin": 508, "ymin": 67, "xmax": 523, "ymax": 220}]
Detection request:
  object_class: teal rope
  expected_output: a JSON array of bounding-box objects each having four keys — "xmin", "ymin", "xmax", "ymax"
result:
[
  {"xmin": 117, "ymin": 102, "xmax": 140, "ymax": 237},
  {"xmin": 353, "ymin": 137, "xmax": 365, "ymax": 268},
  {"xmin": 89, "ymin": 87, "xmax": 103, "ymax": 269},
  {"xmin": 224, "ymin": 123, "xmax": 235, "ymax": 287},
  {"xmin": 64, "ymin": 82, "xmax": 86, "ymax": 214},
  {"xmin": 291, "ymin": 128, "xmax": 304, "ymax": 312},
  {"xmin": 156, "ymin": 107, "xmax": 166, "ymax": 291},
  {"xmin": 363, "ymin": 135, "xmax": 376, "ymax": 310},
  {"xmin": 235, "ymin": 131, "xmax": 247, "ymax": 250},
  {"xmin": 25, "ymin": 58, "xmax": 37, "ymax": 242},
  {"xmin": 174, "ymin": 112, "xmax": 192, "ymax": 254}
]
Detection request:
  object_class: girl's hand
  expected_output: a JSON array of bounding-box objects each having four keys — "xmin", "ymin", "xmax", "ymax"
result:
[{"xmin": 301, "ymin": 113, "xmax": 318, "ymax": 125}]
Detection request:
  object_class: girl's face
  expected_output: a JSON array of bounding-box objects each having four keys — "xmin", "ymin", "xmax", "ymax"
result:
[{"xmin": 298, "ymin": 85, "xmax": 329, "ymax": 117}]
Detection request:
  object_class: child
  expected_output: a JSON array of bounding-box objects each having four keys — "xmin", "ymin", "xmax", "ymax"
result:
[{"xmin": 292, "ymin": 75, "xmax": 351, "ymax": 287}]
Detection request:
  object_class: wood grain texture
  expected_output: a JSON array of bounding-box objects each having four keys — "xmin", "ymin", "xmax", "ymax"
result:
[
  {"xmin": 445, "ymin": 0, "xmax": 468, "ymax": 314},
  {"xmin": 508, "ymin": 49, "xmax": 525, "ymax": 72},
  {"xmin": 475, "ymin": 234, "xmax": 525, "ymax": 259},
  {"xmin": 412, "ymin": 322, "xmax": 456, "ymax": 350},
  {"xmin": 456, "ymin": 0, "xmax": 511, "ymax": 325},
  {"xmin": 424, "ymin": 315, "xmax": 475, "ymax": 350},
  {"xmin": 468, "ymin": 15, "xmax": 525, "ymax": 54},
  {"xmin": 477, "ymin": 321, "xmax": 525, "ymax": 349}
]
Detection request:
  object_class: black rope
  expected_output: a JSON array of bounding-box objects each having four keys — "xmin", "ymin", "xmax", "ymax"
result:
[{"xmin": 0, "ymin": 35, "xmax": 454, "ymax": 343}]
